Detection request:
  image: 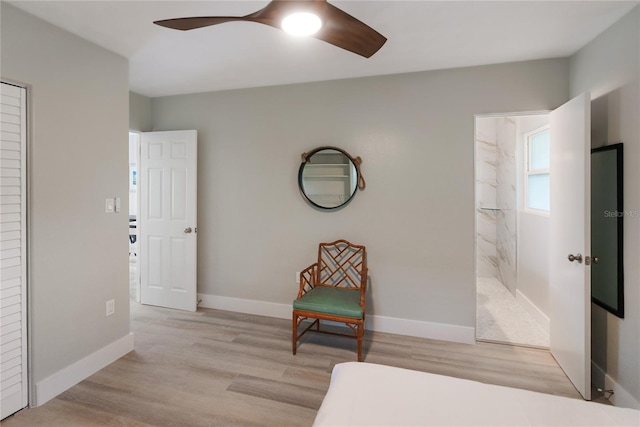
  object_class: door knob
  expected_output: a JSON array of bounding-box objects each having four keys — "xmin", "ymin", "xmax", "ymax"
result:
[
  {"xmin": 184, "ymin": 227, "xmax": 193, "ymax": 234},
  {"xmin": 568, "ymin": 253, "xmax": 583, "ymax": 263}
]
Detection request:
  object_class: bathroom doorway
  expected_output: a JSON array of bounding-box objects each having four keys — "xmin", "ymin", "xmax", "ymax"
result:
[{"xmin": 475, "ymin": 113, "xmax": 551, "ymax": 348}]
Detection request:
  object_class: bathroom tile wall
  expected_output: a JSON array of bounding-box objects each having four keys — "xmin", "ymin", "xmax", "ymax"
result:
[
  {"xmin": 496, "ymin": 117, "xmax": 517, "ymax": 294},
  {"xmin": 475, "ymin": 118, "xmax": 498, "ymax": 277},
  {"xmin": 476, "ymin": 116, "xmax": 517, "ymax": 295}
]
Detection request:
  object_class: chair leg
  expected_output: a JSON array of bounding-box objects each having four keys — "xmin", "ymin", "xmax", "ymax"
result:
[
  {"xmin": 292, "ymin": 313, "xmax": 298, "ymax": 355},
  {"xmin": 357, "ymin": 321, "xmax": 364, "ymax": 362}
]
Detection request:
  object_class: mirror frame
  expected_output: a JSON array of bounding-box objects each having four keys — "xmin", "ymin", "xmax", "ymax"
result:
[
  {"xmin": 298, "ymin": 146, "xmax": 364, "ymax": 210},
  {"xmin": 591, "ymin": 143, "xmax": 624, "ymax": 318}
]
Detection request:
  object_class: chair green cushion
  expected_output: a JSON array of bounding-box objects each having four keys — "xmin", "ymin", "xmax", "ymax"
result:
[{"xmin": 293, "ymin": 286, "xmax": 363, "ymax": 319}]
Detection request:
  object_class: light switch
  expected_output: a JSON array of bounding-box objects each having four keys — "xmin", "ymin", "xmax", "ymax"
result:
[
  {"xmin": 115, "ymin": 197, "xmax": 121, "ymax": 213},
  {"xmin": 105, "ymin": 198, "xmax": 115, "ymax": 213}
]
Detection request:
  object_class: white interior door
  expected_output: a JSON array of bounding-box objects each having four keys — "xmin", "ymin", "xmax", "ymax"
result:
[
  {"xmin": 549, "ymin": 93, "xmax": 591, "ymax": 400},
  {"xmin": 0, "ymin": 82, "xmax": 28, "ymax": 419},
  {"xmin": 139, "ymin": 130, "xmax": 197, "ymax": 311}
]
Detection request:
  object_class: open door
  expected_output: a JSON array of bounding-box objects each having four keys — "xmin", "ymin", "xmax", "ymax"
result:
[
  {"xmin": 549, "ymin": 93, "xmax": 591, "ymax": 400},
  {"xmin": 139, "ymin": 130, "xmax": 198, "ymax": 311}
]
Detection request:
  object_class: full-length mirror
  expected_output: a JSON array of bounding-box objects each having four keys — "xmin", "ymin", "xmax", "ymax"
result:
[
  {"xmin": 298, "ymin": 147, "xmax": 364, "ymax": 210},
  {"xmin": 591, "ymin": 143, "xmax": 624, "ymax": 318}
]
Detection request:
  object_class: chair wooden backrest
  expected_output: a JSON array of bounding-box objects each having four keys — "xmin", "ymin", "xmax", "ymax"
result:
[
  {"xmin": 317, "ymin": 240, "xmax": 367, "ymax": 289},
  {"xmin": 298, "ymin": 240, "xmax": 367, "ymax": 299}
]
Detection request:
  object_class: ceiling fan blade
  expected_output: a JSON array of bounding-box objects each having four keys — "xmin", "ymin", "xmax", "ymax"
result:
[
  {"xmin": 313, "ymin": 3, "xmax": 387, "ymax": 58},
  {"xmin": 152, "ymin": 1, "xmax": 298, "ymax": 31},
  {"xmin": 154, "ymin": 16, "xmax": 244, "ymax": 31}
]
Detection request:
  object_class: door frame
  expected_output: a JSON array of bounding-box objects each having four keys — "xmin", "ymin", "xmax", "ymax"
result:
[
  {"xmin": 128, "ymin": 131, "xmax": 141, "ymax": 303},
  {"xmin": 473, "ymin": 111, "xmax": 551, "ymax": 344}
]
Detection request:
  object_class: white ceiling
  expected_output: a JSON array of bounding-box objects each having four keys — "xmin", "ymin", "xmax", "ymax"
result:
[{"xmin": 9, "ymin": 1, "xmax": 639, "ymax": 98}]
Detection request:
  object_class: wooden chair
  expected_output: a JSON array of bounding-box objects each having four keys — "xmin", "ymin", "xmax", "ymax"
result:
[{"xmin": 292, "ymin": 240, "xmax": 368, "ymax": 361}]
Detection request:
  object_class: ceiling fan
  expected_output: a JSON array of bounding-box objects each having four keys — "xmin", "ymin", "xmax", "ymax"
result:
[{"xmin": 154, "ymin": 0, "xmax": 387, "ymax": 58}]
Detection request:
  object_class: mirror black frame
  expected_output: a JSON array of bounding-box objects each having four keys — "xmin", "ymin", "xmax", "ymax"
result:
[
  {"xmin": 591, "ymin": 143, "xmax": 624, "ymax": 318},
  {"xmin": 298, "ymin": 146, "xmax": 364, "ymax": 210}
]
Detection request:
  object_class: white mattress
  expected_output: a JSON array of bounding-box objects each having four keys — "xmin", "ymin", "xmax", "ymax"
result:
[{"xmin": 313, "ymin": 362, "xmax": 640, "ymax": 426}]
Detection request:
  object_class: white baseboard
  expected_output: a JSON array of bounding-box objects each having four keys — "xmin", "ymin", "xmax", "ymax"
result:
[
  {"xmin": 591, "ymin": 360, "xmax": 640, "ymax": 409},
  {"xmin": 516, "ymin": 289, "xmax": 550, "ymax": 334},
  {"xmin": 198, "ymin": 294, "xmax": 475, "ymax": 345},
  {"xmin": 366, "ymin": 314, "xmax": 475, "ymax": 344},
  {"xmin": 198, "ymin": 294, "xmax": 291, "ymax": 319},
  {"xmin": 35, "ymin": 333, "xmax": 135, "ymax": 406}
]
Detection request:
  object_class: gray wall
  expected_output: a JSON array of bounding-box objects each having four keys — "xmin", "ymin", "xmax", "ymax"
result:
[
  {"xmin": 129, "ymin": 91, "xmax": 152, "ymax": 132},
  {"xmin": 151, "ymin": 59, "xmax": 569, "ymax": 329},
  {"xmin": 570, "ymin": 6, "xmax": 640, "ymax": 407},
  {"xmin": 1, "ymin": 2, "xmax": 130, "ymax": 391}
]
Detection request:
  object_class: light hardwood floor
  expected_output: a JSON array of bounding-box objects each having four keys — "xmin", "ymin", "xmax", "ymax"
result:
[{"xmin": 5, "ymin": 302, "xmax": 594, "ymax": 426}]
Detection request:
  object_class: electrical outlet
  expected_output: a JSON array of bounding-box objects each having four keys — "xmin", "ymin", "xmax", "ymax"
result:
[
  {"xmin": 106, "ymin": 299, "xmax": 115, "ymax": 316},
  {"xmin": 295, "ymin": 271, "xmax": 300, "ymax": 284}
]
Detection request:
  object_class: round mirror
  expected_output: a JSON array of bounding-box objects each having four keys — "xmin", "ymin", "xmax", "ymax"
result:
[{"xmin": 298, "ymin": 147, "xmax": 361, "ymax": 210}]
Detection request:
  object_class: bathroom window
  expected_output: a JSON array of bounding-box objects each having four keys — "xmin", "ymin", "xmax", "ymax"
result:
[{"xmin": 525, "ymin": 126, "xmax": 550, "ymax": 212}]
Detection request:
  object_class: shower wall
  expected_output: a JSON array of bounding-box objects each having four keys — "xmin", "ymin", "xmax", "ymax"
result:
[
  {"xmin": 475, "ymin": 117, "xmax": 517, "ymax": 295},
  {"xmin": 495, "ymin": 118, "xmax": 517, "ymax": 295},
  {"xmin": 475, "ymin": 118, "xmax": 498, "ymax": 277}
]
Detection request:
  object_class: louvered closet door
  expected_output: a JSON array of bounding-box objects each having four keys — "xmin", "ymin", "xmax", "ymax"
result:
[{"xmin": 0, "ymin": 82, "xmax": 28, "ymax": 419}]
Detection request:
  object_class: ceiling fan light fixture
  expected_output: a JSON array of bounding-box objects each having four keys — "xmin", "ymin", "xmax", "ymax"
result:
[
  {"xmin": 281, "ymin": 12, "xmax": 322, "ymax": 36},
  {"xmin": 155, "ymin": 1, "xmax": 387, "ymax": 58}
]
